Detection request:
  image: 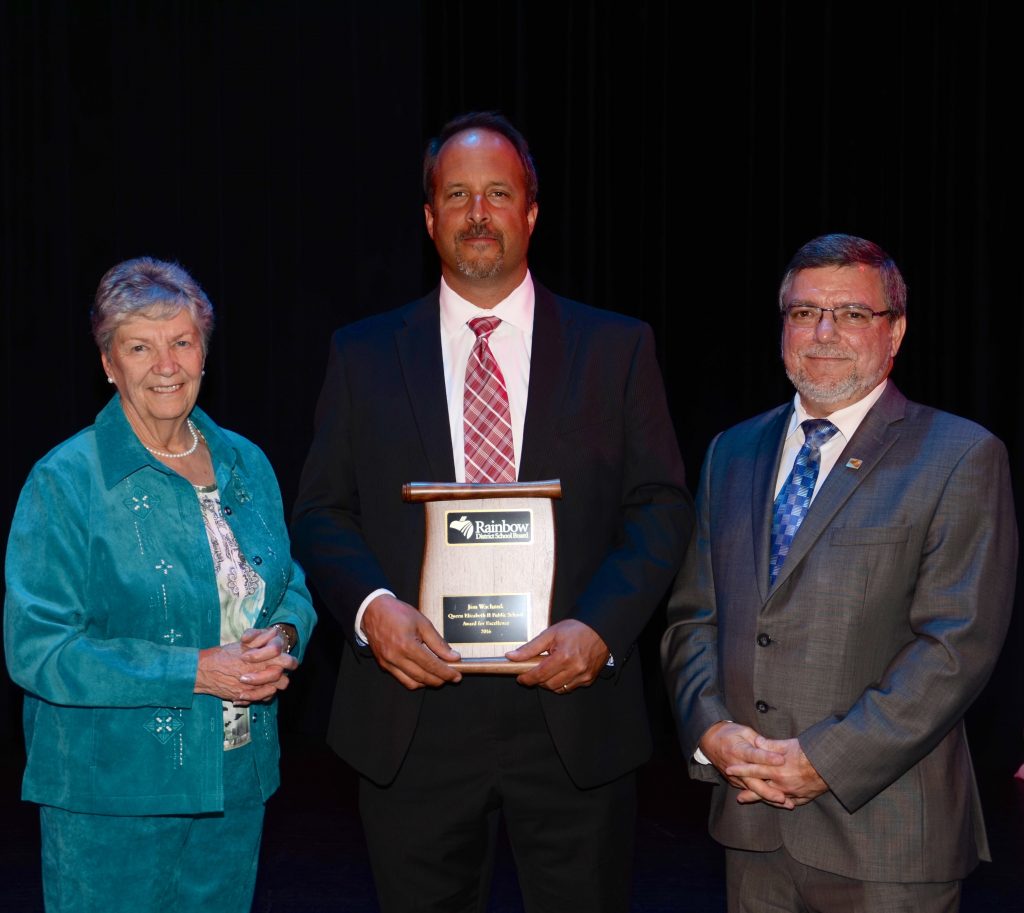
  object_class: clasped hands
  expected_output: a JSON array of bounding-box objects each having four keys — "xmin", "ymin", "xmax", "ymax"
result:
[
  {"xmin": 195, "ymin": 626, "xmax": 298, "ymax": 705},
  {"xmin": 699, "ymin": 721, "xmax": 829, "ymax": 809},
  {"xmin": 362, "ymin": 594, "xmax": 609, "ymax": 692}
]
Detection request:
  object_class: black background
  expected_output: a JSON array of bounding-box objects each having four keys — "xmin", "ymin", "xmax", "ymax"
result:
[{"xmin": 2, "ymin": 0, "xmax": 1022, "ymax": 881}]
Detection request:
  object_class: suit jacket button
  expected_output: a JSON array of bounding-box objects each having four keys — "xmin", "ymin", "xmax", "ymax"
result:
[
  {"xmin": 223, "ymin": 506, "xmax": 233, "ymax": 515},
  {"xmin": 755, "ymin": 700, "xmax": 769, "ymax": 713},
  {"xmin": 252, "ymin": 555, "xmax": 263, "ymax": 565},
  {"xmin": 757, "ymin": 633, "xmax": 772, "ymax": 647}
]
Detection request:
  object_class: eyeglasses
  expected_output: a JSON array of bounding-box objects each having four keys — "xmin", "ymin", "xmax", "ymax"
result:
[{"xmin": 784, "ymin": 304, "xmax": 892, "ymax": 330}]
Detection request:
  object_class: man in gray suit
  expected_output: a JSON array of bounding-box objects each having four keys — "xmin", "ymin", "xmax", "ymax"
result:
[{"xmin": 661, "ymin": 233, "xmax": 1017, "ymax": 912}]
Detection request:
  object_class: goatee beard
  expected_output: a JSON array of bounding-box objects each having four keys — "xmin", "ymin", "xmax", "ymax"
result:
[
  {"xmin": 455, "ymin": 227, "xmax": 505, "ymax": 280},
  {"xmin": 456, "ymin": 253, "xmax": 505, "ymax": 280}
]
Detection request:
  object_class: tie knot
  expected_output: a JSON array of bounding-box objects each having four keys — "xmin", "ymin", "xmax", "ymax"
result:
[
  {"xmin": 801, "ymin": 418, "xmax": 839, "ymax": 449},
  {"xmin": 469, "ymin": 316, "xmax": 502, "ymax": 339}
]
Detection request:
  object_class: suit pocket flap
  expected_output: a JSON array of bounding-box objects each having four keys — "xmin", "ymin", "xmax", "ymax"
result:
[{"xmin": 830, "ymin": 525, "xmax": 910, "ymax": 546}]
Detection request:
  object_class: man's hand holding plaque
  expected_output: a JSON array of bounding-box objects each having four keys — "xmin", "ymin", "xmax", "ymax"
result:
[
  {"xmin": 506, "ymin": 619, "xmax": 610, "ymax": 693},
  {"xmin": 363, "ymin": 593, "xmax": 462, "ymax": 690}
]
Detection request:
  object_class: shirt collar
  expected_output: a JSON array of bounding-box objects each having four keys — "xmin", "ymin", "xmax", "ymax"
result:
[{"xmin": 439, "ymin": 270, "xmax": 535, "ymax": 338}]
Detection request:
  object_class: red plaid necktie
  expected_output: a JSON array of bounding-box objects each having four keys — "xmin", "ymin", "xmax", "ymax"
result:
[{"xmin": 464, "ymin": 316, "xmax": 516, "ymax": 483}]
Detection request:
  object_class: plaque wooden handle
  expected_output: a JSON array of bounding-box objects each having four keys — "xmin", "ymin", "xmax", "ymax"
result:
[
  {"xmin": 449, "ymin": 658, "xmax": 539, "ymax": 674},
  {"xmin": 402, "ymin": 480, "xmax": 562, "ymax": 502}
]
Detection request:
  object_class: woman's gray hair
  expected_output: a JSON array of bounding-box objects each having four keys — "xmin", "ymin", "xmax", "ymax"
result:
[{"xmin": 91, "ymin": 257, "xmax": 215, "ymax": 355}]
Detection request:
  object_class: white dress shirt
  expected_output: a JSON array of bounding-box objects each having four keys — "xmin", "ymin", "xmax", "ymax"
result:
[{"xmin": 440, "ymin": 273, "xmax": 534, "ymax": 480}]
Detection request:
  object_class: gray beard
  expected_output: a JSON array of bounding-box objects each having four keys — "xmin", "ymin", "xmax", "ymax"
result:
[
  {"xmin": 785, "ymin": 360, "xmax": 890, "ymax": 409},
  {"xmin": 455, "ymin": 250, "xmax": 505, "ymax": 280}
]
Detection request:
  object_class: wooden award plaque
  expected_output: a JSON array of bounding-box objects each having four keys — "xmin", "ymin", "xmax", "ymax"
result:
[{"xmin": 402, "ymin": 480, "xmax": 562, "ymax": 674}]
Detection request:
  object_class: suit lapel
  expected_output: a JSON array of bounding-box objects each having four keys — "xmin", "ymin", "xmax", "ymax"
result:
[
  {"xmin": 767, "ymin": 384, "xmax": 907, "ymax": 596},
  {"xmin": 519, "ymin": 285, "xmax": 572, "ymax": 481},
  {"xmin": 752, "ymin": 407, "xmax": 793, "ymax": 602},
  {"xmin": 394, "ymin": 291, "xmax": 457, "ymax": 482}
]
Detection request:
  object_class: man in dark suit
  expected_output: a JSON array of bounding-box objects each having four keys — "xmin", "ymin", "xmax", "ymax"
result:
[
  {"xmin": 292, "ymin": 111, "xmax": 692, "ymax": 913},
  {"xmin": 661, "ymin": 233, "xmax": 1017, "ymax": 912}
]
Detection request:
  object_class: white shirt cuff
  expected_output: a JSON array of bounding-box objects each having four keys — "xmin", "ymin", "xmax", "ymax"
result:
[{"xmin": 355, "ymin": 588, "xmax": 395, "ymax": 645}]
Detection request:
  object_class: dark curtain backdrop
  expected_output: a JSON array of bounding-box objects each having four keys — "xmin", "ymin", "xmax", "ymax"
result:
[{"xmin": 2, "ymin": 0, "xmax": 1021, "ymax": 776}]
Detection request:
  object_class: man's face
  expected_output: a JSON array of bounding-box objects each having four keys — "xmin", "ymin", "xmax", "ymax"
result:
[
  {"xmin": 782, "ymin": 265, "xmax": 906, "ymax": 417},
  {"xmin": 424, "ymin": 128, "xmax": 537, "ymax": 302}
]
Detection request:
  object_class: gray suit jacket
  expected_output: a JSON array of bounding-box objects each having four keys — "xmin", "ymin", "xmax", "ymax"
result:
[{"xmin": 661, "ymin": 383, "xmax": 1017, "ymax": 882}]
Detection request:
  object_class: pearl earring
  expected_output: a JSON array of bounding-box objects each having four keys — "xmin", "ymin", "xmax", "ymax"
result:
[{"xmin": 107, "ymin": 377, "xmax": 114, "ymax": 384}]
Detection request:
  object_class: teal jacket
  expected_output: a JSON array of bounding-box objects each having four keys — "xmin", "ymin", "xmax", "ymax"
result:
[{"xmin": 4, "ymin": 396, "xmax": 317, "ymax": 816}]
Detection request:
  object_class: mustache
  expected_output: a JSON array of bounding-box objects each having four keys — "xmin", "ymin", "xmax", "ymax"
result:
[
  {"xmin": 801, "ymin": 345, "xmax": 853, "ymax": 359},
  {"xmin": 457, "ymin": 225, "xmax": 502, "ymax": 242}
]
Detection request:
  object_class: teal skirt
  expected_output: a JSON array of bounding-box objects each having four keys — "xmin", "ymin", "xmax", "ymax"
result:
[{"xmin": 39, "ymin": 743, "xmax": 265, "ymax": 913}]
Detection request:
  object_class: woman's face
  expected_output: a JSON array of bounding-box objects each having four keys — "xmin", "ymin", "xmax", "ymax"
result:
[{"xmin": 101, "ymin": 309, "xmax": 205, "ymax": 430}]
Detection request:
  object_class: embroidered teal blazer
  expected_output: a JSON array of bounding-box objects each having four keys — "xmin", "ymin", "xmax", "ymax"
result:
[{"xmin": 4, "ymin": 396, "xmax": 317, "ymax": 816}]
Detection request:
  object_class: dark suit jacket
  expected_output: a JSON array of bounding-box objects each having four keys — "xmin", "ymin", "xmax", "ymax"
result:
[
  {"xmin": 661, "ymin": 382, "xmax": 1017, "ymax": 882},
  {"xmin": 293, "ymin": 282, "xmax": 692, "ymax": 788}
]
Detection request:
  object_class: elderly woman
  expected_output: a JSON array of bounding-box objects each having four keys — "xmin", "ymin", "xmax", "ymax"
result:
[{"xmin": 3, "ymin": 257, "xmax": 316, "ymax": 913}]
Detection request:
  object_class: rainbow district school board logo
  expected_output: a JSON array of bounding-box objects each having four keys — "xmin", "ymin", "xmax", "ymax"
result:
[{"xmin": 446, "ymin": 509, "xmax": 533, "ymax": 545}]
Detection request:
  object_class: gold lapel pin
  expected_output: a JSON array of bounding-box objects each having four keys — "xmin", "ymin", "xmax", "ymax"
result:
[{"xmin": 845, "ymin": 458, "xmax": 863, "ymax": 470}]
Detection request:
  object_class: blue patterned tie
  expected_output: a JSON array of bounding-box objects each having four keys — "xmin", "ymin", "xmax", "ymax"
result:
[{"xmin": 769, "ymin": 419, "xmax": 839, "ymax": 585}]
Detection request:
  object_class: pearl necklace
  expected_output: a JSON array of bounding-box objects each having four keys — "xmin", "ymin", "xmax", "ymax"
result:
[{"xmin": 145, "ymin": 419, "xmax": 200, "ymax": 459}]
